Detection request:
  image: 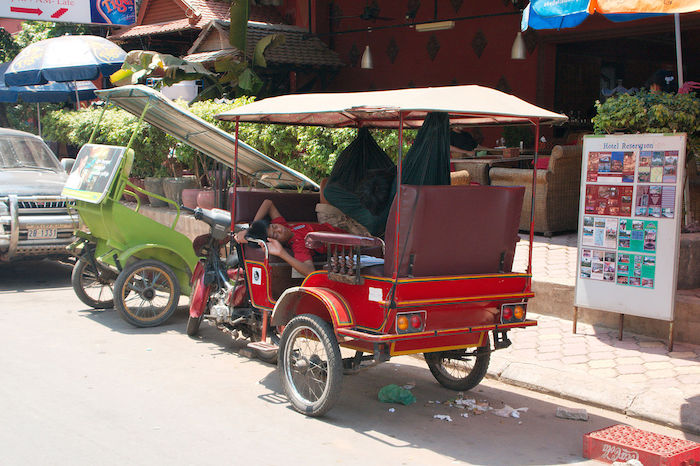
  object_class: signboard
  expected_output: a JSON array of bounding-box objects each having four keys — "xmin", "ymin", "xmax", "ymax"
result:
[
  {"xmin": 63, "ymin": 144, "xmax": 130, "ymax": 204},
  {"xmin": 574, "ymin": 133, "xmax": 686, "ymax": 321},
  {"xmin": 2, "ymin": 0, "xmax": 135, "ymax": 25}
]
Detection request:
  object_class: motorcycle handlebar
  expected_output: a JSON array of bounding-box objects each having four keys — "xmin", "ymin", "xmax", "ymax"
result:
[{"xmin": 181, "ymin": 204, "xmax": 231, "ymax": 227}]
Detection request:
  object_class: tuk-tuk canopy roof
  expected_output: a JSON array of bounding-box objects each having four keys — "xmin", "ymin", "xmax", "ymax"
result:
[
  {"xmin": 216, "ymin": 85, "xmax": 568, "ymax": 128},
  {"xmin": 94, "ymin": 85, "xmax": 319, "ymax": 191}
]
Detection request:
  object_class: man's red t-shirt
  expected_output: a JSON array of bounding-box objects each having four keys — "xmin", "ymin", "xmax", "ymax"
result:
[{"xmin": 271, "ymin": 216, "xmax": 344, "ymax": 262}]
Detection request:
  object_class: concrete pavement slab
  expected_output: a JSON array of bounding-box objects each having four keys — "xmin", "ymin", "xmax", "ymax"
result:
[
  {"xmin": 494, "ymin": 362, "xmax": 638, "ymax": 413},
  {"xmin": 627, "ymin": 388, "xmax": 700, "ymax": 434}
]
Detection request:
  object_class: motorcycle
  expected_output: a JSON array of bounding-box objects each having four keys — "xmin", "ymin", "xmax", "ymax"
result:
[{"xmin": 183, "ymin": 205, "xmax": 278, "ymax": 364}]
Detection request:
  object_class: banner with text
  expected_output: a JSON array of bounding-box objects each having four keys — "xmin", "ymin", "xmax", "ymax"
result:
[{"xmin": 2, "ymin": 0, "xmax": 135, "ymax": 25}]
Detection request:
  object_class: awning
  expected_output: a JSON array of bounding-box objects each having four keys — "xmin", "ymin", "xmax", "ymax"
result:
[
  {"xmin": 216, "ymin": 85, "xmax": 568, "ymax": 129},
  {"xmin": 95, "ymin": 85, "xmax": 318, "ymax": 190}
]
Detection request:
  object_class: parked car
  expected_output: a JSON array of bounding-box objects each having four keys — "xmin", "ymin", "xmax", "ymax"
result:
[{"xmin": 0, "ymin": 128, "xmax": 78, "ymax": 262}]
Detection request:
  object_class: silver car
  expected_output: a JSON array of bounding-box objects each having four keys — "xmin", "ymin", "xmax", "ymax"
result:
[{"xmin": 0, "ymin": 128, "xmax": 79, "ymax": 261}]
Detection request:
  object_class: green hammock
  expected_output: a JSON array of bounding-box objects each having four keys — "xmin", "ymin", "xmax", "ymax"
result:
[
  {"xmin": 327, "ymin": 127, "xmax": 394, "ymax": 190},
  {"xmin": 324, "ymin": 112, "xmax": 451, "ymax": 236}
]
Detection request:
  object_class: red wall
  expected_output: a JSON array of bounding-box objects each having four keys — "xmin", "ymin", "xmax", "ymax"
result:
[{"xmin": 312, "ymin": 2, "xmax": 541, "ymax": 104}]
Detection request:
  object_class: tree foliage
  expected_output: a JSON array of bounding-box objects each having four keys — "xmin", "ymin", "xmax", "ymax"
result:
[
  {"xmin": 0, "ymin": 28, "xmax": 20, "ymax": 62},
  {"xmin": 13, "ymin": 21, "xmax": 94, "ymax": 49},
  {"xmin": 40, "ymin": 99, "xmax": 415, "ymax": 182}
]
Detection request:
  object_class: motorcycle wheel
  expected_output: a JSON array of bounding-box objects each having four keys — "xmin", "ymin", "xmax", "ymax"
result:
[
  {"xmin": 114, "ymin": 259, "xmax": 180, "ymax": 328},
  {"xmin": 186, "ymin": 274, "xmax": 210, "ymax": 337},
  {"xmin": 279, "ymin": 314, "xmax": 342, "ymax": 417},
  {"xmin": 186, "ymin": 313, "xmax": 204, "ymax": 336},
  {"xmin": 71, "ymin": 256, "xmax": 117, "ymax": 309},
  {"xmin": 424, "ymin": 337, "xmax": 491, "ymax": 391}
]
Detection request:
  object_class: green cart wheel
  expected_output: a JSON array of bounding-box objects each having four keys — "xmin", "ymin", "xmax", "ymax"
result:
[
  {"xmin": 71, "ymin": 256, "xmax": 117, "ymax": 309},
  {"xmin": 114, "ymin": 259, "xmax": 180, "ymax": 327}
]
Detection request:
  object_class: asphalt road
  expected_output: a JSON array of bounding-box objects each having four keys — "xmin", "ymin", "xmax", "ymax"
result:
[{"xmin": 1, "ymin": 260, "xmax": 697, "ymax": 465}]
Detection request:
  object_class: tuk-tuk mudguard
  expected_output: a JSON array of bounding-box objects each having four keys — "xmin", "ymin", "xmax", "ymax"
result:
[
  {"xmin": 116, "ymin": 243, "xmax": 197, "ymax": 295},
  {"xmin": 272, "ymin": 286, "xmax": 355, "ymax": 329}
]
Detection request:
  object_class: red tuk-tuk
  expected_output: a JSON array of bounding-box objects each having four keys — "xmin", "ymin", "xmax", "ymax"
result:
[{"xmin": 98, "ymin": 85, "xmax": 567, "ymax": 417}]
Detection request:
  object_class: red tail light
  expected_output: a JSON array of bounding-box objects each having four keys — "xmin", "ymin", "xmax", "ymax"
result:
[
  {"xmin": 395, "ymin": 311, "xmax": 426, "ymax": 334},
  {"xmin": 501, "ymin": 302, "xmax": 527, "ymax": 324}
]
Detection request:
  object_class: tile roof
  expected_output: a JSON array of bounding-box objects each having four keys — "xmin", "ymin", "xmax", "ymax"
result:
[
  {"xmin": 184, "ymin": 21, "xmax": 343, "ymax": 68},
  {"xmin": 110, "ymin": 19, "xmax": 198, "ymax": 39},
  {"xmin": 109, "ymin": 1, "xmax": 282, "ymax": 40}
]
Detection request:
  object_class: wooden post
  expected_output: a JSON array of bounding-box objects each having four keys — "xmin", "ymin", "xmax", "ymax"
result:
[
  {"xmin": 618, "ymin": 313, "xmax": 624, "ymax": 341},
  {"xmin": 668, "ymin": 321, "xmax": 675, "ymax": 352},
  {"xmin": 573, "ymin": 306, "xmax": 578, "ymax": 334}
]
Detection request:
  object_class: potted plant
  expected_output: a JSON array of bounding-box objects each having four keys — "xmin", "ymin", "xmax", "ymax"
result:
[
  {"xmin": 144, "ymin": 166, "xmax": 170, "ymax": 207},
  {"xmin": 161, "ymin": 144, "xmax": 198, "ymax": 208}
]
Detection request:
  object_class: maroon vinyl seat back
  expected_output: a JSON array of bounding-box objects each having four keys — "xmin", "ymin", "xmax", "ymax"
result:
[
  {"xmin": 234, "ymin": 189, "xmax": 320, "ymax": 299},
  {"xmin": 383, "ymin": 185, "xmax": 525, "ymax": 277},
  {"xmin": 232, "ymin": 188, "xmax": 320, "ymax": 223}
]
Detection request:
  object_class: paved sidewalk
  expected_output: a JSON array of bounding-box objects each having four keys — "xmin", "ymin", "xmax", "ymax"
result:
[{"xmin": 491, "ymin": 233, "xmax": 700, "ymax": 434}]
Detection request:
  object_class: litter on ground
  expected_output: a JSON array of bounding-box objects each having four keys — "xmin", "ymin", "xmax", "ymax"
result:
[
  {"xmin": 555, "ymin": 406, "xmax": 589, "ymax": 421},
  {"xmin": 434, "ymin": 414, "xmax": 453, "ymax": 422},
  {"xmin": 492, "ymin": 405, "xmax": 529, "ymax": 419},
  {"xmin": 378, "ymin": 384, "xmax": 416, "ymax": 405}
]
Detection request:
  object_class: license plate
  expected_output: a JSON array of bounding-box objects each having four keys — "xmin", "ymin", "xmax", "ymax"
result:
[{"xmin": 27, "ymin": 225, "xmax": 58, "ymax": 240}]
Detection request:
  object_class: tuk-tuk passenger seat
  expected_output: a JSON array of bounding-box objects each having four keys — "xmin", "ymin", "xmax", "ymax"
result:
[
  {"xmin": 233, "ymin": 188, "xmax": 322, "ymax": 299},
  {"xmin": 382, "ymin": 185, "xmax": 525, "ymax": 277}
]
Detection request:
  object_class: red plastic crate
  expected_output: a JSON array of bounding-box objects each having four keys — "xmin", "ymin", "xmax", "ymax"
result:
[{"xmin": 583, "ymin": 424, "xmax": 700, "ymax": 465}]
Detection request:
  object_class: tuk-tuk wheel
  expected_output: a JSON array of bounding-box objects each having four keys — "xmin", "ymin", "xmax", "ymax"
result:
[
  {"xmin": 71, "ymin": 256, "xmax": 117, "ymax": 309},
  {"xmin": 424, "ymin": 337, "xmax": 491, "ymax": 391},
  {"xmin": 114, "ymin": 259, "xmax": 180, "ymax": 328},
  {"xmin": 279, "ymin": 314, "xmax": 342, "ymax": 417}
]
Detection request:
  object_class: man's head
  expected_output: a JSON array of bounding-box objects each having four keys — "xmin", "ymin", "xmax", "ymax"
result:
[
  {"xmin": 357, "ymin": 167, "xmax": 396, "ymax": 215},
  {"xmin": 645, "ymin": 70, "xmax": 676, "ymax": 94},
  {"xmin": 246, "ymin": 219, "xmax": 272, "ymax": 242},
  {"xmin": 266, "ymin": 221, "xmax": 294, "ymax": 244}
]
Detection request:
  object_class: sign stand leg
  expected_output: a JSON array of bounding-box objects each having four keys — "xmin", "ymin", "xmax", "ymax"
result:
[
  {"xmin": 668, "ymin": 321, "xmax": 674, "ymax": 352},
  {"xmin": 573, "ymin": 306, "xmax": 578, "ymax": 334},
  {"xmin": 618, "ymin": 314, "xmax": 624, "ymax": 341}
]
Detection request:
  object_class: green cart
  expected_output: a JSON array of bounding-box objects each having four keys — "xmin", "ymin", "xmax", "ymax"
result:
[{"xmin": 63, "ymin": 143, "xmax": 199, "ymax": 327}]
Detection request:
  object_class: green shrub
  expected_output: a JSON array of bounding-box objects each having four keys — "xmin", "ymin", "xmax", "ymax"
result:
[
  {"xmin": 42, "ymin": 97, "xmax": 416, "ymax": 183},
  {"xmin": 592, "ymin": 90, "xmax": 699, "ymax": 157}
]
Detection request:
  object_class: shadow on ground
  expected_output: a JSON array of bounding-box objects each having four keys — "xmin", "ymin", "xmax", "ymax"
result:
[{"xmin": 0, "ymin": 259, "xmax": 73, "ymax": 291}]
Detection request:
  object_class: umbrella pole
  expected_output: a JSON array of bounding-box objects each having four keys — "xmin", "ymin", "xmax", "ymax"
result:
[
  {"xmin": 74, "ymin": 80, "xmax": 80, "ymax": 110},
  {"xmin": 674, "ymin": 14, "xmax": 684, "ymax": 87},
  {"xmin": 36, "ymin": 103, "xmax": 41, "ymax": 137}
]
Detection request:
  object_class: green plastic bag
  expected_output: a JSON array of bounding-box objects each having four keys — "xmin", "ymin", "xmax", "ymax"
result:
[{"xmin": 378, "ymin": 384, "xmax": 416, "ymax": 406}]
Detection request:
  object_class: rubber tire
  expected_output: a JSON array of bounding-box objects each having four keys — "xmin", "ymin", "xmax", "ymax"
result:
[
  {"xmin": 71, "ymin": 256, "xmax": 116, "ymax": 309},
  {"xmin": 114, "ymin": 259, "xmax": 180, "ymax": 328},
  {"xmin": 186, "ymin": 313, "xmax": 204, "ymax": 337},
  {"xmin": 424, "ymin": 337, "xmax": 491, "ymax": 391},
  {"xmin": 278, "ymin": 314, "xmax": 343, "ymax": 417}
]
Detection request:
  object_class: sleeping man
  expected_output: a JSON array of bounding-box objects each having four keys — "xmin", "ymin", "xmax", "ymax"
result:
[{"xmin": 233, "ymin": 199, "xmax": 345, "ymax": 277}]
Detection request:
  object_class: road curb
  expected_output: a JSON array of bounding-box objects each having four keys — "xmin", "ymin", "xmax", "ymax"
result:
[{"xmin": 487, "ymin": 361, "xmax": 700, "ymax": 435}]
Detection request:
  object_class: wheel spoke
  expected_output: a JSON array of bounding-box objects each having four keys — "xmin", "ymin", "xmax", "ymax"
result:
[{"xmin": 121, "ymin": 267, "xmax": 175, "ymax": 319}]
